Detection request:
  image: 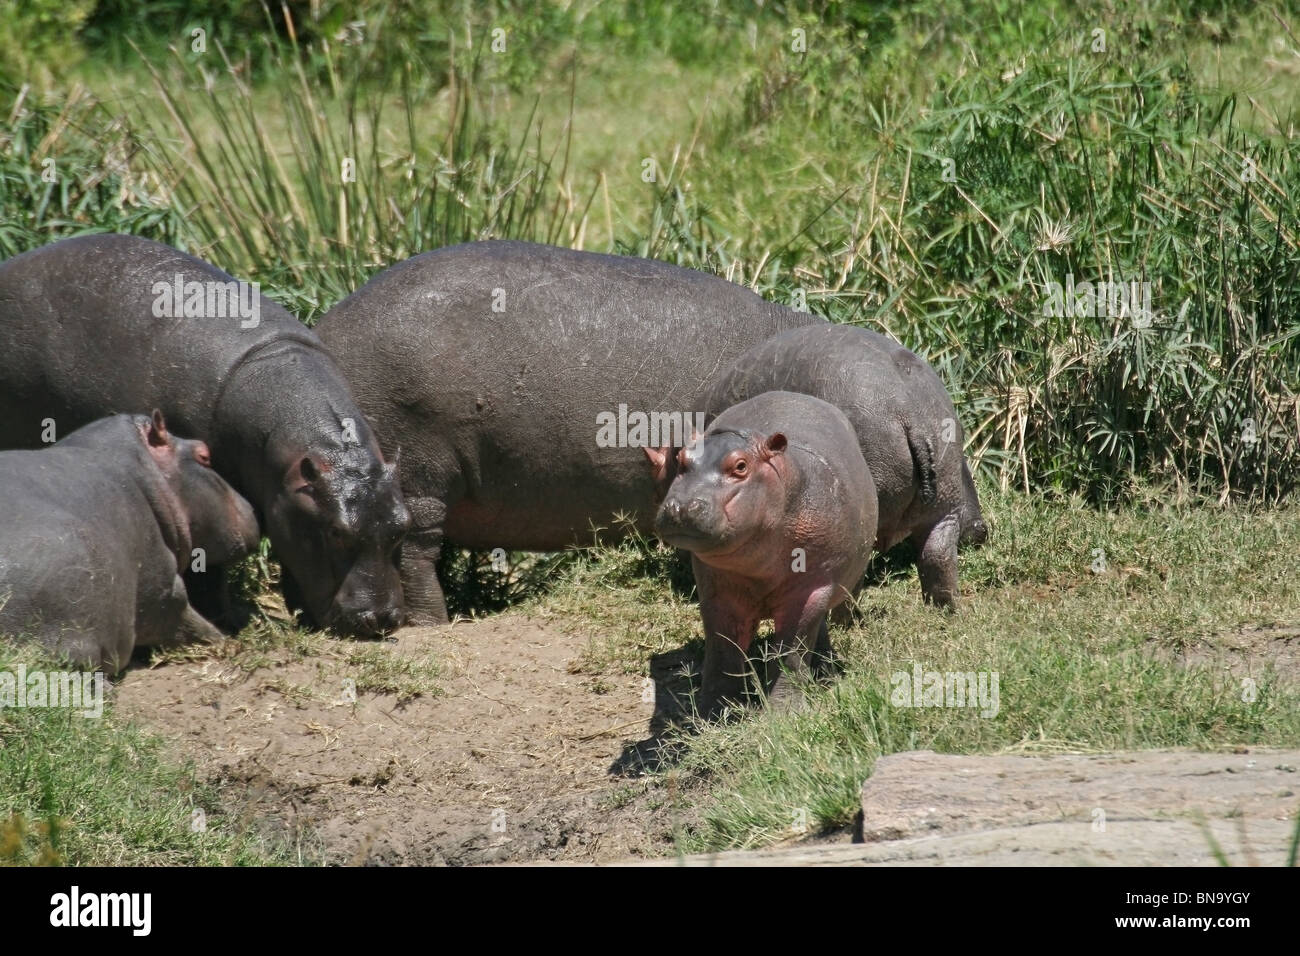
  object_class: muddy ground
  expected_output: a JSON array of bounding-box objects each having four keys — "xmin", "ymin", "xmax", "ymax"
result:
[{"xmin": 116, "ymin": 614, "xmax": 691, "ymax": 865}]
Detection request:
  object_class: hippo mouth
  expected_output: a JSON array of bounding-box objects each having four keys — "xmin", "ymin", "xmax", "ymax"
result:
[{"xmin": 656, "ymin": 526, "xmax": 718, "ymax": 551}]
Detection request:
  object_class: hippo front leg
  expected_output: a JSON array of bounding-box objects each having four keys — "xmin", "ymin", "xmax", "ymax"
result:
[
  {"xmin": 173, "ymin": 603, "xmax": 228, "ymax": 645},
  {"xmin": 696, "ymin": 580, "xmax": 759, "ymax": 719},
  {"xmin": 913, "ymin": 513, "xmax": 961, "ymax": 609},
  {"xmin": 145, "ymin": 576, "xmax": 227, "ymax": 648},
  {"xmin": 400, "ymin": 496, "xmax": 450, "ymax": 625}
]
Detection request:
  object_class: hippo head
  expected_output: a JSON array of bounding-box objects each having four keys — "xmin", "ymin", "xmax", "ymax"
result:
[
  {"xmin": 176, "ymin": 435, "xmax": 260, "ymax": 566},
  {"xmin": 652, "ymin": 427, "xmax": 789, "ymax": 557},
  {"xmin": 266, "ymin": 437, "xmax": 410, "ymax": 637}
]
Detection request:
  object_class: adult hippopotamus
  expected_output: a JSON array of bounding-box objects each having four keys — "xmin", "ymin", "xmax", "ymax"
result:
[
  {"xmin": 691, "ymin": 324, "xmax": 987, "ymax": 607},
  {"xmin": 0, "ymin": 234, "xmax": 410, "ymax": 635},
  {"xmin": 0, "ymin": 412, "xmax": 260, "ymax": 672},
  {"xmin": 315, "ymin": 240, "xmax": 821, "ymax": 624},
  {"xmin": 651, "ymin": 391, "xmax": 876, "ymax": 715}
]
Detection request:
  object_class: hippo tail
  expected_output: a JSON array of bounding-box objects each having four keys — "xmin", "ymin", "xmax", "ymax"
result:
[{"xmin": 957, "ymin": 458, "xmax": 989, "ymax": 547}]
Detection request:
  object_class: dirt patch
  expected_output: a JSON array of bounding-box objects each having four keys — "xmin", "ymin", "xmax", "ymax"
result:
[
  {"xmin": 113, "ymin": 614, "xmax": 687, "ymax": 865},
  {"xmin": 1171, "ymin": 625, "xmax": 1300, "ymax": 686}
]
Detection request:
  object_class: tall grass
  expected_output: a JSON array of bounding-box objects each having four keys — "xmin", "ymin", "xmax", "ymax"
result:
[
  {"xmin": 5, "ymin": 0, "xmax": 1298, "ymax": 505},
  {"xmin": 0, "ymin": 79, "xmax": 184, "ymax": 258},
  {"xmin": 132, "ymin": 33, "xmax": 594, "ymax": 318},
  {"xmin": 628, "ymin": 21, "xmax": 1300, "ymax": 504}
]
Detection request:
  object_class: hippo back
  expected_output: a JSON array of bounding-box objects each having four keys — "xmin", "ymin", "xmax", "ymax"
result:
[
  {"xmin": 316, "ymin": 240, "xmax": 822, "ymax": 549},
  {"xmin": 0, "ymin": 233, "xmax": 320, "ymax": 452}
]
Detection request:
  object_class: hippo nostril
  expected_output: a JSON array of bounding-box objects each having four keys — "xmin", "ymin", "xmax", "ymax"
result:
[
  {"xmin": 687, "ymin": 498, "xmax": 707, "ymax": 518},
  {"xmin": 356, "ymin": 609, "xmax": 378, "ymax": 635},
  {"xmin": 379, "ymin": 607, "xmax": 404, "ymax": 632}
]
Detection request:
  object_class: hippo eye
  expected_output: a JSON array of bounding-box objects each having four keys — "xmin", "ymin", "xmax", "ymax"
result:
[
  {"xmin": 194, "ymin": 446, "xmax": 212, "ymax": 467},
  {"xmin": 732, "ymin": 459, "xmax": 748, "ymax": 477}
]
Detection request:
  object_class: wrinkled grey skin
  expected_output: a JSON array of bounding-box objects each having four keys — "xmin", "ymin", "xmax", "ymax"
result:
[
  {"xmin": 0, "ymin": 413, "xmax": 259, "ymax": 672},
  {"xmin": 694, "ymin": 324, "xmax": 987, "ymax": 607},
  {"xmin": 315, "ymin": 240, "xmax": 820, "ymax": 624},
  {"xmin": 176, "ymin": 434, "xmax": 261, "ymax": 567},
  {"xmin": 0, "ymin": 234, "xmax": 410, "ymax": 636},
  {"xmin": 652, "ymin": 391, "xmax": 876, "ymax": 716}
]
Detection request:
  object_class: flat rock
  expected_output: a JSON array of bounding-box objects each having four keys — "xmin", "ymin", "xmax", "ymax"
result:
[
  {"xmin": 859, "ymin": 748, "xmax": 1300, "ymax": 842},
  {"xmin": 568, "ymin": 747, "xmax": 1299, "ymax": 866},
  {"xmin": 600, "ymin": 818, "xmax": 1295, "ymax": 866}
]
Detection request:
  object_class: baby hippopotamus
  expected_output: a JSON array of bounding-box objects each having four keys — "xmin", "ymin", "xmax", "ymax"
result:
[
  {"xmin": 646, "ymin": 391, "xmax": 877, "ymax": 716},
  {"xmin": 0, "ymin": 411, "xmax": 260, "ymax": 672}
]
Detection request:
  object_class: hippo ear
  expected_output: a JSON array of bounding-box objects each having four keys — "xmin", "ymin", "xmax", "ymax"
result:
[
  {"xmin": 285, "ymin": 455, "xmax": 325, "ymax": 501},
  {"xmin": 146, "ymin": 409, "xmax": 170, "ymax": 448},
  {"xmin": 643, "ymin": 445, "xmax": 675, "ymax": 498},
  {"xmin": 764, "ymin": 432, "xmax": 788, "ymax": 456}
]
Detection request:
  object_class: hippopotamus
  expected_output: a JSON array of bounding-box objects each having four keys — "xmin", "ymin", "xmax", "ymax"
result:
[
  {"xmin": 650, "ymin": 391, "xmax": 876, "ymax": 715},
  {"xmin": 314, "ymin": 240, "xmax": 821, "ymax": 624},
  {"xmin": 0, "ymin": 234, "xmax": 410, "ymax": 635},
  {"xmin": 688, "ymin": 324, "xmax": 987, "ymax": 607},
  {"xmin": 0, "ymin": 412, "xmax": 260, "ymax": 672}
]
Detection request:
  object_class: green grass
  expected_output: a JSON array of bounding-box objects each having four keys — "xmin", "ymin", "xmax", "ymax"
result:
[
  {"xmin": 534, "ymin": 484, "xmax": 1300, "ymax": 851},
  {"xmin": 0, "ymin": 642, "xmax": 297, "ymax": 865}
]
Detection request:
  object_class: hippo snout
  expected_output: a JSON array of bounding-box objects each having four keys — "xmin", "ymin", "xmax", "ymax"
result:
[
  {"xmin": 655, "ymin": 495, "xmax": 721, "ymax": 549},
  {"xmin": 338, "ymin": 602, "xmax": 405, "ymax": 637},
  {"xmin": 660, "ymin": 496, "xmax": 709, "ymax": 524}
]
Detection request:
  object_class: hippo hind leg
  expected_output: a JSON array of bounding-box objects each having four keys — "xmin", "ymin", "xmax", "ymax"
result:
[
  {"xmin": 810, "ymin": 618, "xmax": 839, "ymax": 682},
  {"xmin": 765, "ymin": 588, "xmax": 836, "ymax": 712},
  {"xmin": 913, "ymin": 513, "xmax": 961, "ymax": 609}
]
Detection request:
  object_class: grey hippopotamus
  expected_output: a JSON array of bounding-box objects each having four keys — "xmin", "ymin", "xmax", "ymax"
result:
[
  {"xmin": 691, "ymin": 324, "xmax": 987, "ymax": 607},
  {"xmin": 0, "ymin": 412, "xmax": 260, "ymax": 672},
  {"xmin": 651, "ymin": 391, "xmax": 876, "ymax": 715},
  {"xmin": 315, "ymin": 240, "xmax": 821, "ymax": 624},
  {"xmin": 0, "ymin": 234, "xmax": 410, "ymax": 635}
]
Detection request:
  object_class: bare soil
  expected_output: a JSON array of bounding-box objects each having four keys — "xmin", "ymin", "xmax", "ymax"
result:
[{"xmin": 114, "ymin": 614, "xmax": 688, "ymax": 865}]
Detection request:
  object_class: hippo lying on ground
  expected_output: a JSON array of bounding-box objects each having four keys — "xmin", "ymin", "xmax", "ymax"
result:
[
  {"xmin": 691, "ymin": 324, "xmax": 987, "ymax": 607},
  {"xmin": 0, "ymin": 412, "xmax": 260, "ymax": 672},
  {"xmin": 650, "ymin": 391, "xmax": 876, "ymax": 716},
  {"xmin": 315, "ymin": 240, "xmax": 822, "ymax": 624},
  {"xmin": 0, "ymin": 234, "xmax": 410, "ymax": 635}
]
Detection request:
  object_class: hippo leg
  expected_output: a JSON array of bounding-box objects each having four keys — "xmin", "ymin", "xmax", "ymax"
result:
[
  {"xmin": 172, "ymin": 603, "xmax": 229, "ymax": 646},
  {"xmin": 696, "ymin": 591, "xmax": 758, "ymax": 719},
  {"xmin": 766, "ymin": 587, "xmax": 835, "ymax": 711},
  {"xmin": 400, "ymin": 496, "xmax": 450, "ymax": 626},
  {"xmin": 828, "ymin": 579, "xmax": 863, "ymax": 627},
  {"xmin": 810, "ymin": 618, "xmax": 838, "ymax": 681},
  {"xmin": 914, "ymin": 513, "xmax": 961, "ymax": 608}
]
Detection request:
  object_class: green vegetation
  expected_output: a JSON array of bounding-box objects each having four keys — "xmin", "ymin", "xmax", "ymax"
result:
[
  {"xmin": 0, "ymin": 642, "xmax": 295, "ymax": 865},
  {"xmin": 541, "ymin": 486, "xmax": 1300, "ymax": 849}
]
